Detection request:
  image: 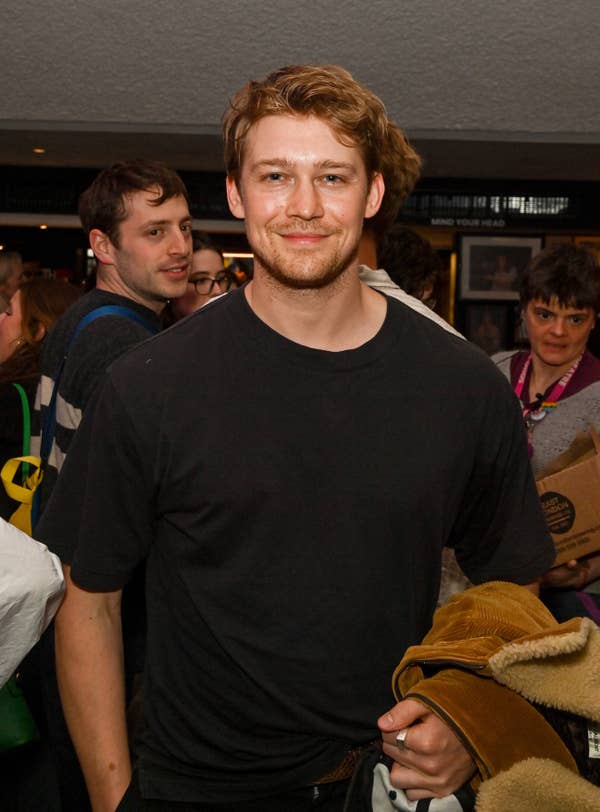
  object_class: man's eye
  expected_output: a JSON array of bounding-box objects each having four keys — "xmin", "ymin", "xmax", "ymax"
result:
[
  {"xmin": 570, "ymin": 316, "xmax": 585, "ymax": 325},
  {"xmin": 148, "ymin": 228, "xmax": 162, "ymax": 237},
  {"xmin": 536, "ymin": 311, "xmax": 552, "ymax": 320},
  {"xmin": 323, "ymin": 174, "xmax": 342, "ymax": 184},
  {"xmin": 181, "ymin": 223, "xmax": 192, "ymax": 233}
]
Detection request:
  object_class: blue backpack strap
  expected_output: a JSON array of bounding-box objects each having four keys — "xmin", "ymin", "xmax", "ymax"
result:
[
  {"xmin": 68, "ymin": 305, "xmax": 158, "ymax": 343},
  {"xmin": 40, "ymin": 305, "xmax": 158, "ymax": 460},
  {"xmin": 33, "ymin": 304, "xmax": 158, "ymax": 528}
]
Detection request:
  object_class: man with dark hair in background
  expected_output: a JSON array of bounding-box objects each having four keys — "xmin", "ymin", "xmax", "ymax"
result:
[
  {"xmin": 359, "ymin": 224, "xmax": 462, "ymax": 338},
  {"xmin": 377, "ymin": 225, "xmax": 442, "ymax": 306},
  {"xmin": 40, "ymin": 67, "xmax": 553, "ymax": 811},
  {"xmin": 26, "ymin": 159, "xmax": 191, "ymax": 812},
  {"xmin": 33, "ymin": 159, "xmax": 192, "ymax": 508},
  {"xmin": 353, "ymin": 129, "xmax": 460, "ymax": 338}
]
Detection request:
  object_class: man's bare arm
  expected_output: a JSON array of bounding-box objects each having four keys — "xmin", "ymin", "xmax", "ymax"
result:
[{"xmin": 55, "ymin": 565, "xmax": 130, "ymax": 812}]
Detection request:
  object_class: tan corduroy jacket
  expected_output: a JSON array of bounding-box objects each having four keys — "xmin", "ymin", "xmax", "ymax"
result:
[{"xmin": 391, "ymin": 581, "xmax": 600, "ymax": 810}]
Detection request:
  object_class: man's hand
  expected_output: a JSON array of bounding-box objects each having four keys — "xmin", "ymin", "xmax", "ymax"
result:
[
  {"xmin": 541, "ymin": 557, "xmax": 591, "ymax": 590},
  {"xmin": 377, "ymin": 698, "xmax": 476, "ymax": 801}
]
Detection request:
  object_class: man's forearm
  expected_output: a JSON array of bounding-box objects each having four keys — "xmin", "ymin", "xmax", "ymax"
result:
[{"xmin": 55, "ymin": 567, "xmax": 131, "ymax": 812}]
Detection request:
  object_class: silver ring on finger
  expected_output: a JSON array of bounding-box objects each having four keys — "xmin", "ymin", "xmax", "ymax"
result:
[{"xmin": 395, "ymin": 728, "xmax": 409, "ymax": 751}]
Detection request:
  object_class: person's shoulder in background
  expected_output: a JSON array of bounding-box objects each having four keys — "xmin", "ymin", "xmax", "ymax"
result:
[
  {"xmin": 0, "ymin": 518, "xmax": 64, "ymax": 686},
  {"xmin": 359, "ymin": 265, "xmax": 464, "ymax": 339}
]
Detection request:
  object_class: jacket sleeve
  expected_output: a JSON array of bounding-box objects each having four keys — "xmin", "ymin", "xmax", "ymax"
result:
[
  {"xmin": 402, "ymin": 668, "xmax": 577, "ymax": 782},
  {"xmin": 390, "ymin": 582, "xmax": 581, "ymax": 782},
  {"xmin": 0, "ymin": 518, "xmax": 65, "ymax": 686}
]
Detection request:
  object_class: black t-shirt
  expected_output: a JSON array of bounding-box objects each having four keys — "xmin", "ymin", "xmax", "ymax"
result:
[
  {"xmin": 32, "ymin": 289, "xmax": 160, "ymax": 682},
  {"xmin": 38, "ymin": 288, "xmax": 554, "ymax": 802},
  {"xmin": 31, "ymin": 288, "xmax": 160, "ymax": 515}
]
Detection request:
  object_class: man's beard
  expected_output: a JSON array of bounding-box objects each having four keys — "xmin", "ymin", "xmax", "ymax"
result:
[{"xmin": 251, "ymin": 226, "xmax": 360, "ymax": 291}]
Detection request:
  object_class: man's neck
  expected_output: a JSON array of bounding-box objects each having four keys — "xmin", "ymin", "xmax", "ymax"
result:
[
  {"xmin": 245, "ymin": 267, "xmax": 386, "ymax": 352},
  {"xmin": 95, "ymin": 264, "xmax": 163, "ymax": 315}
]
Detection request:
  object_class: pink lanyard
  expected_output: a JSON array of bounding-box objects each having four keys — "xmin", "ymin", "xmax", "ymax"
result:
[
  {"xmin": 514, "ymin": 352, "xmax": 582, "ymax": 416},
  {"xmin": 514, "ymin": 353, "xmax": 583, "ymax": 456}
]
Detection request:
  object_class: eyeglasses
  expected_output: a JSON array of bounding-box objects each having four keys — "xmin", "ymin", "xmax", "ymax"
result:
[{"xmin": 188, "ymin": 272, "xmax": 233, "ymax": 295}]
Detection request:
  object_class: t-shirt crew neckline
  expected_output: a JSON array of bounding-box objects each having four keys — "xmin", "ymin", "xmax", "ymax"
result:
[
  {"xmin": 87, "ymin": 288, "xmax": 160, "ymax": 323},
  {"xmin": 227, "ymin": 285, "xmax": 396, "ymax": 373}
]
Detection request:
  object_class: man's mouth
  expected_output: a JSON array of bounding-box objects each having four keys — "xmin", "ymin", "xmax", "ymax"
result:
[
  {"xmin": 162, "ymin": 263, "xmax": 189, "ymax": 276},
  {"xmin": 283, "ymin": 233, "xmax": 325, "ymax": 243},
  {"xmin": 275, "ymin": 229, "xmax": 331, "ymax": 246}
]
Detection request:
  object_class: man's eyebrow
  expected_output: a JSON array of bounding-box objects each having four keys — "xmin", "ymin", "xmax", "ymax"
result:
[
  {"xmin": 250, "ymin": 158, "xmax": 358, "ymax": 172},
  {"xmin": 317, "ymin": 159, "xmax": 357, "ymax": 171},
  {"xmin": 139, "ymin": 215, "xmax": 191, "ymax": 228},
  {"xmin": 249, "ymin": 159, "xmax": 293, "ymax": 171}
]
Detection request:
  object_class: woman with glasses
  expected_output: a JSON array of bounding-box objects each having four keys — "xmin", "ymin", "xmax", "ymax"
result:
[{"xmin": 166, "ymin": 230, "xmax": 235, "ymax": 323}]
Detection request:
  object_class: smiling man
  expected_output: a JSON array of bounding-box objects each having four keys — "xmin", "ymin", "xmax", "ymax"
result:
[
  {"xmin": 29, "ymin": 159, "xmax": 191, "ymax": 812},
  {"xmin": 39, "ymin": 68, "xmax": 554, "ymax": 811},
  {"xmin": 227, "ymin": 114, "xmax": 382, "ymax": 292},
  {"xmin": 33, "ymin": 159, "xmax": 192, "ymax": 508}
]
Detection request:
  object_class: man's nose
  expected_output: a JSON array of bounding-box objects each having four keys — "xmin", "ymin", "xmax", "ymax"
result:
[
  {"xmin": 168, "ymin": 228, "xmax": 190, "ymax": 255},
  {"xmin": 286, "ymin": 178, "xmax": 324, "ymax": 220}
]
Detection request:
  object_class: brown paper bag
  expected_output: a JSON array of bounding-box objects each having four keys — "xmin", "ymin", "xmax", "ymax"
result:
[{"xmin": 535, "ymin": 426, "xmax": 600, "ymax": 566}]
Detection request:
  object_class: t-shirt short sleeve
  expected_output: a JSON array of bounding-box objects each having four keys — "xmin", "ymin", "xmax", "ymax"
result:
[
  {"xmin": 36, "ymin": 373, "xmax": 155, "ymax": 590},
  {"xmin": 449, "ymin": 366, "xmax": 554, "ymax": 584}
]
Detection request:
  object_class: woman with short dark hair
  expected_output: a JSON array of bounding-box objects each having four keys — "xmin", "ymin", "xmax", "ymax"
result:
[{"xmin": 494, "ymin": 244, "xmax": 600, "ymax": 620}]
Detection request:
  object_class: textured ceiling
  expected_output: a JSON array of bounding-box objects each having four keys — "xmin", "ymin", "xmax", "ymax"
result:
[{"xmin": 1, "ymin": 0, "xmax": 600, "ymax": 180}]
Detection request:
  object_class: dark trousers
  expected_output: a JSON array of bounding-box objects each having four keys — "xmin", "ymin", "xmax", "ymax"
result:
[
  {"xmin": 0, "ymin": 629, "xmax": 89, "ymax": 812},
  {"xmin": 117, "ymin": 772, "xmax": 349, "ymax": 812}
]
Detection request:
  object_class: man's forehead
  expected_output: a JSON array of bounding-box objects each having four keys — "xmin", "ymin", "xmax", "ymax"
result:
[
  {"xmin": 242, "ymin": 114, "xmax": 363, "ymax": 166},
  {"xmin": 121, "ymin": 188, "xmax": 189, "ymax": 219},
  {"xmin": 122, "ymin": 186, "xmax": 164, "ymax": 210}
]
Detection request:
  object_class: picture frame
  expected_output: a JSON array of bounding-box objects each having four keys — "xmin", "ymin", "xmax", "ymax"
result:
[
  {"xmin": 463, "ymin": 302, "xmax": 513, "ymax": 356},
  {"xmin": 459, "ymin": 235, "xmax": 542, "ymax": 300}
]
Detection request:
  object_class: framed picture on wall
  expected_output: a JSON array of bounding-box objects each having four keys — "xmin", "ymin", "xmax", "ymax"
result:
[
  {"xmin": 463, "ymin": 302, "xmax": 512, "ymax": 356},
  {"xmin": 459, "ymin": 235, "xmax": 542, "ymax": 300}
]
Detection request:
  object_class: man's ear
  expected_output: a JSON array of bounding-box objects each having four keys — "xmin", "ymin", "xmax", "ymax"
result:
[
  {"xmin": 33, "ymin": 322, "xmax": 46, "ymax": 342},
  {"xmin": 89, "ymin": 229, "xmax": 115, "ymax": 265},
  {"xmin": 364, "ymin": 172, "xmax": 385, "ymax": 220},
  {"xmin": 226, "ymin": 177, "xmax": 245, "ymax": 220}
]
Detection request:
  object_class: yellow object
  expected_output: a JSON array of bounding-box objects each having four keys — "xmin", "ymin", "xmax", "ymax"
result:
[{"xmin": 1, "ymin": 455, "xmax": 43, "ymax": 535}]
